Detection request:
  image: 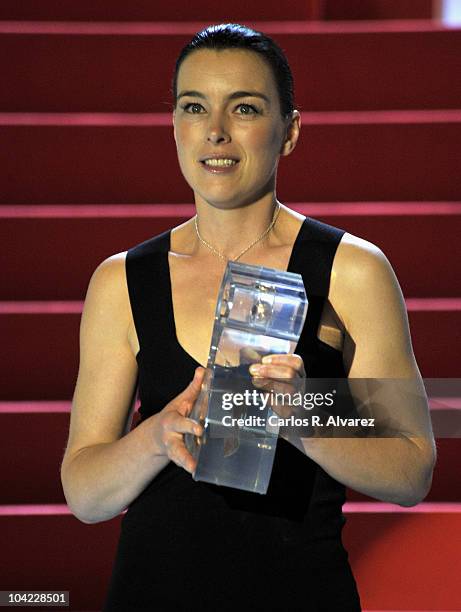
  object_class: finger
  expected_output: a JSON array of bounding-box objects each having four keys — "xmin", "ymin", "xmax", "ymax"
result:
[
  {"xmin": 239, "ymin": 347, "xmax": 264, "ymax": 364},
  {"xmin": 252, "ymin": 376, "xmax": 298, "ymax": 396},
  {"xmin": 176, "ymin": 367, "xmax": 206, "ymax": 405},
  {"xmin": 167, "ymin": 438, "xmax": 196, "ymax": 474},
  {"xmin": 177, "ymin": 383, "xmax": 207, "ymax": 418},
  {"xmin": 249, "ymin": 364, "xmax": 298, "ymax": 379},
  {"xmin": 261, "ymin": 354, "xmax": 306, "ymax": 377},
  {"xmin": 250, "ymin": 380, "xmax": 296, "ymax": 419},
  {"xmin": 250, "ymin": 379, "xmax": 301, "ymax": 420},
  {"xmin": 164, "ymin": 412, "xmax": 203, "ymax": 437}
]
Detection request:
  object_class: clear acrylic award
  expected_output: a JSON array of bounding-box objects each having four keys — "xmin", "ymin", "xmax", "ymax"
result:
[{"xmin": 184, "ymin": 261, "xmax": 308, "ymax": 494}]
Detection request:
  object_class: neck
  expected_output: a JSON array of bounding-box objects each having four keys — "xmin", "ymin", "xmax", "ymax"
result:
[{"xmin": 194, "ymin": 195, "xmax": 280, "ymax": 260}]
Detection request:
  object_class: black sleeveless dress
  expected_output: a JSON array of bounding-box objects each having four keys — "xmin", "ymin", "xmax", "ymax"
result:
[{"xmin": 103, "ymin": 217, "xmax": 362, "ymax": 611}]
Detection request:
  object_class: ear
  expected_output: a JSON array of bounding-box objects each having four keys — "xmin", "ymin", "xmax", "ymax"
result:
[{"xmin": 280, "ymin": 110, "xmax": 301, "ymax": 157}]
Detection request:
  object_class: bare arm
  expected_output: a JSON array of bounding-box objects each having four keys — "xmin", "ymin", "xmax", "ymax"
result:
[
  {"xmin": 60, "ymin": 253, "xmax": 204, "ymax": 524},
  {"xmin": 251, "ymin": 235, "xmax": 436, "ymax": 506}
]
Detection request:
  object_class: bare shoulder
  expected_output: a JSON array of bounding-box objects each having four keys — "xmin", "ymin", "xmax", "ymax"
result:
[
  {"xmin": 329, "ymin": 232, "xmax": 417, "ymax": 377},
  {"xmin": 89, "ymin": 250, "xmax": 127, "ymax": 287},
  {"xmin": 330, "ymin": 231, "xmax": 409, "ymax": 340},
  {"xmin": 329, "ymin": 232, "xmax": 403, "ymax": 323},
  {"xmin": 86, "ymin": 251, "xmax": 130, "ymax": 310},
  {"xmin": 332, "ymin": 232, "xmax": 389, "ymax": 287},
  {"xmin": 82, "ymin": 250, "xmax": 134, "ymax": 352}
]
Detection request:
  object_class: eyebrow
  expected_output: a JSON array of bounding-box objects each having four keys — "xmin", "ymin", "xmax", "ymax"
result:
[{"xmin": 177, "ymin": 90, "xmax": 271, "ymax": 104}]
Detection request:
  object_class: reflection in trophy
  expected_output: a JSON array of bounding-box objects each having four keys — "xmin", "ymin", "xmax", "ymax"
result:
[{"xmin": 184, "ymin": 261, "xmax": 308, "ymax": 494}]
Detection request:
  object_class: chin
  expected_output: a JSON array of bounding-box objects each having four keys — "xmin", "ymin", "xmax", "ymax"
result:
[
  {"xmin": 192, "ymin": 186, "xmax": 246, "ymax": 209},
  {"xmin": 195, "ymin": 185, "xmax": 274, "ymax": 210},
  {"xmin": 198, "ymin": 197, "xmax": 242, "ymax": 210}
]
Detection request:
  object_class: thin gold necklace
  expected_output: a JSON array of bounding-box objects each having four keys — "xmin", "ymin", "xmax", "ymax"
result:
[{"xmin": 194, "ymin": 204, "xmax": 281, "ymax": 262}]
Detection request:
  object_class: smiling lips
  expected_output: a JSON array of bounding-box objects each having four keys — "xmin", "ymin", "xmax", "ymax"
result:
[{"xmin": 200, "ymin": 155, "xmax": 240, "ymax": 173}]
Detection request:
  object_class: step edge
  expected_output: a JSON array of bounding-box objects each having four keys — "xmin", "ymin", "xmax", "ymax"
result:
[
  {"xmin": 1, "ymin": 202, "xmax": 461, "ymax": 218},
  {"xmin": 1, "ymin": 397, "xmax": 460, "ymax": 413},
  {"xmin": 1, "ymin": 110, "xmax": 461, "ymax": 126},
  {"xmin": 2, "ymin": 298, "xmax": 461, "ymax": 314},
  {"xmin": 1, "ymin": 501, "xmax": 460, "ymax": 516},
  {"xmin": 0, "ymin": 19, "xmax": 459, "ymax": 35}
]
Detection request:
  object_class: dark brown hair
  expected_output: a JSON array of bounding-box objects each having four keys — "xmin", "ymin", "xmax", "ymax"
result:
[{"xmin": 172, "ymin": 23, "xmax": 295, "ymax": 118}]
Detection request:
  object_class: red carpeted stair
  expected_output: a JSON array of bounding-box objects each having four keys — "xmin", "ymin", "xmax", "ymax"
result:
[{"xmin": 1, "ymin": 2, "xmax": 460, "ymax": 610}]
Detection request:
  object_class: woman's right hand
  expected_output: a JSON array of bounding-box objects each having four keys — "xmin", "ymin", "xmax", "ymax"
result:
[{"xmin": 150, "ymin": 366, "xmax": 206, "ymax": 473}]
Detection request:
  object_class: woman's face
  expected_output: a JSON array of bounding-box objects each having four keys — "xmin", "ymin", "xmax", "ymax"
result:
[{"xmin": 173, "ymin": 48, "xmax": 299, "ymax": 209}]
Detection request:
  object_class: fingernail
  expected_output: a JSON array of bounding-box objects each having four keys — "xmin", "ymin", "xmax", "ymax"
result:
[
  {"xmin": 249, "ymin": 364, "xmax": 261, "ymax": 374},
  {"xmin": 262, "ymin": 356, "xmax": 272, "ymax": 364}
]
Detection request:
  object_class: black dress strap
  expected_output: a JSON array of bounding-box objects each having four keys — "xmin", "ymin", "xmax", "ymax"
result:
[
  {"xmin": 288, "ymin": 217, "xmax": 346, "ymax": 377},
  {"xmin": 125, "ymin": 229, "xmax": 171, "ymax": 358},
  {"xmin": 289, "ymin": 216, "xmax": 345, "ymax": 297}
]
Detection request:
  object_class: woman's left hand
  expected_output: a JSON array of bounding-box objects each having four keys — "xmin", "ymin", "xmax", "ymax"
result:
[
  {"xmin": 249, "ymin": 353, "xmax": 306, "ymax": 380},
  {"xmin": 248, "ymin": 353, "xmax": 306, "ymax": 422},
  {"xmin": 248, "ymin": 354, "xmax": 306, "ymax": 410}
]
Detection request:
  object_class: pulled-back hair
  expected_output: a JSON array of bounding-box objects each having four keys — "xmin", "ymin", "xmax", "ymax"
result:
[{"xmin": 172, "ymin": 23, "xmax": 295, "ymax": 118}]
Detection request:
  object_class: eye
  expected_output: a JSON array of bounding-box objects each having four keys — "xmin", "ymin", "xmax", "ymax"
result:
[
  {"xmin": 182, "ymin": 102, "xmax": 205, "ymax": 114},
  {"xmin": 236, "ymin": 103, "xmax": 259, "ymax": 115}
]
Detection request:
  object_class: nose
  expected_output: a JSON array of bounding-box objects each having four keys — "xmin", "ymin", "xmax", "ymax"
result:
[{"xmin": 206, "ymin": 113, "xmax": 231, "ymax": 145}]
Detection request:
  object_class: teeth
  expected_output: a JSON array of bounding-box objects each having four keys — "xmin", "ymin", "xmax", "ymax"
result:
[{"xmin": 203, "ymin": 158, "xmax": 237, "ymax": 167}]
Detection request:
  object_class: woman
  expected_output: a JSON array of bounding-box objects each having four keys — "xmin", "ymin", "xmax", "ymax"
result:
[{"xmin": 61, "ymin": 24, "xmax": 436, "ymax": 611}]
